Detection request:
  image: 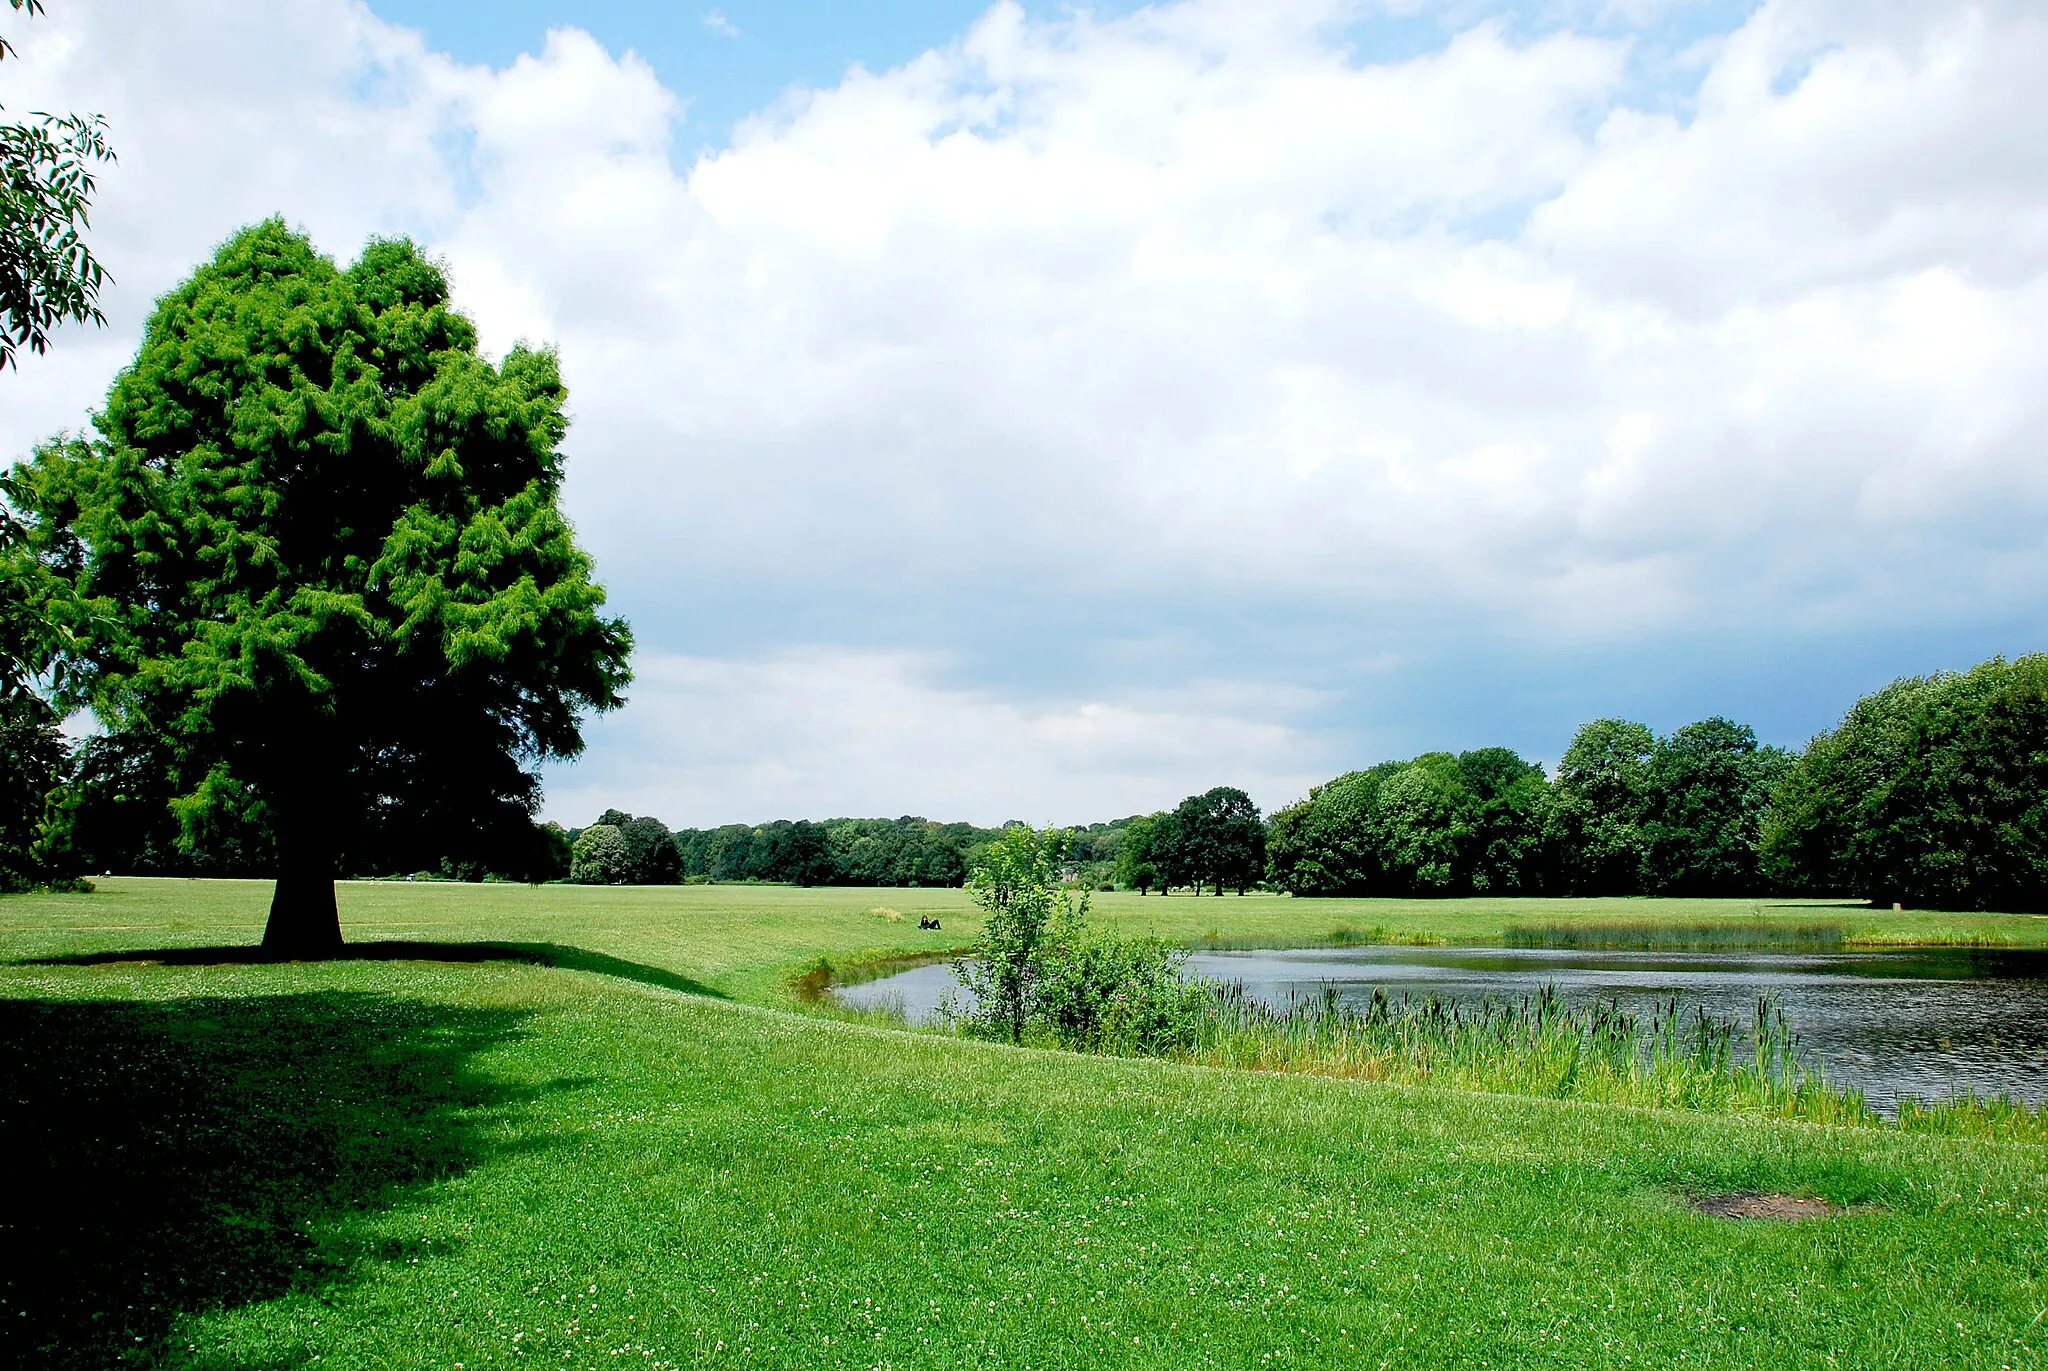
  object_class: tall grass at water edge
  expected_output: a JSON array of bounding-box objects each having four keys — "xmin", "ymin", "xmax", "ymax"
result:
[
  {"xmin": 1179, "ymin": 983, "xmax": 2048, "ymax": 1142},
  {"xmin": 1504, "ymin": 921, "xmax": 1847, "ymax": 950},
  {"xmin": 1502, "ymin": 920, "xmax": 2018, "ymax": 950}
]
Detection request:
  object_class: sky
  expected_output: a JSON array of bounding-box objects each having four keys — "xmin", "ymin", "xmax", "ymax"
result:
[{"xmin": 3, "ymin": 0, "xmax": 2045, "ymax": 828}]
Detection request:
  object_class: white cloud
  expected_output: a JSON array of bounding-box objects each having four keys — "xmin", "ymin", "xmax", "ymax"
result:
[
  {"xmin": 542, "ymin": 650, "xmax": 1334, "ymax": 826},
  {"xmin": 703, "ymin": 9, "xmax": 739, "ymax": 39},
  {"xmin": 3, "ymin": 0, "xmax": 2046, "ymax": 816}
]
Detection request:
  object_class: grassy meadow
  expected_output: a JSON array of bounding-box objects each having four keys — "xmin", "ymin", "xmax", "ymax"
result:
[{"xmin": 2, "ymin": 878, "xmax": 2046, "ymax": 1368}]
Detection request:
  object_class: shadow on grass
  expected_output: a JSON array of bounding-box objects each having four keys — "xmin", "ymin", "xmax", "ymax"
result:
[
  {"xmin": 0, "ymin": 988, "xmax": 538, "ymax": 1369},
  {"xmin": 29, "ymin": 940, "xmax": 727, "ymax": 1000}
]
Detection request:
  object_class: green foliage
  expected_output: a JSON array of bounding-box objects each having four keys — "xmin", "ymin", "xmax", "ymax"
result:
[
  {"xmin": 1639, "ymin": 718, "xmax": 1794, "ymax": 895},
  {"xmin": 534, "ymin": 821, "xmax": 571, "ymax": 882},
  {"xmin": 9, "ymin": 221, "xmax": 631, "ymax": 936},
  {"xmin": 1540, "ymin": 718, "xmax": 1656, "ymax": 894},
  {"xmin": 823, "ymin": 816, "xmax": 976, "ymax": 886},
  {"xmin": 955, "ymin": 825, "xmax": 1070, "ymax": 1043},
  {"xmin": 664, "ymin": 814, "xmax": 1010, "ymax": 887},
  {"xmin": 1762, "ymin": 655, "xmax": 2048, "ymax": 910},
  {"xmin": 40, "ymin": 732, "xmax": 263, "ymax": 877},
  {"xmin": 1273, "ymin": 723, "xmax": 1796, "ymax": 899},
  {"xmin": 1164, "ymin": 785, "xmax": 1266, "ymax": 894},
  {"xmin": 1111, "ymin": 813, "xmax": 1161, "ymax": 893},
  {"xmin": 1456, "ymin": 746, "xmax": 1548, "ymax": 892},
  {"xmin": 569, "ymin": 823, "xmax": 631, "ymax": 885},
  {"xmin": 952, "ymin": 825, "xmax": 1212, "ymax": 1053},
  {"xmin": 594, "ymin": 810, "xmax": 683, "ymax": 885},
  {"xmin": 0, "ymin": 0, "xmax": 114, "ymax": 371},
  {"xmin": 1269, "ymin": 751, "xmax": 1549, "ymax": 896},
  {"xmin": 1028, "ymin": 912, "xmax": 1212, "ymax": 1055}
]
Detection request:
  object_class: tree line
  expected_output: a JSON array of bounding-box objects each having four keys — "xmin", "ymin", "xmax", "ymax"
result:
[
  {"xmin": 1268, "ymin": 655, "xmax": 2048, "ymax": 909},
  {"xmin": 568, "ymin": 813, "xmax": 1052, "ymax": 889},
  {"xmin": 1266, "ymin": 720, "xmax": 1789, "ymax": 898},
  {"xmin": 563, "ymin": 655, "xmax": 2048, "ymax": 910},
  {"xmin": 6, "ymin": 632, "xmax": 2046, "ymax": 911}
]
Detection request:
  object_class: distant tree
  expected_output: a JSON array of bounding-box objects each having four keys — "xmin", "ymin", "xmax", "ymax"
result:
[
  {"xmin": 534, "ymin": 821, "xmax": 572, "ymax": 882},
  {"xmin": 1114, "ymin": 814, "xmax": 1162, "ymax": 894},
  {"xmin": 1160, "ymin": 788, "xmax": 1267, "ymax": 895},
  {"xmin": 613, "ymin": 814, "xmax": 681, "ymax": 885},
  {"xmin": 1151, "ymin": 812, "xmax": 1192, "ymax": 893},
  {"xmin": 1204, "ymin": 787, "xmax": 1267, "ymax": 894},
  {"xmin": 42, "ymin": 734, "xmax": 181, "ymax": 876},
  {"xmin": 1372, "ymin": 755, "xmax": 1468, "ymax": 893},
  {"xmin": 1456, "ymin": 747, "xmax": 1546, "ymax": 894},
  {"xmin": 1262, "ymin": 763, "xmax": 1401, "ymax": 896},
  {"xmin": 1639, "ymin": 718, "xmax": 1792, "ymax": 895},
  {"xmin": 1541, "ymin": 719, "xmax": 1655, "ymax": 895},
  {"xmin": 0, "ymin": 466, "xmax": 70, "ymax": 887},
  {"xmin": 569, "ymin": 824, "xmax": 630, "ymax": 885},
  {"xmin": 10, "ymin": 221, "xmax": 631, "ymax": 953},
  {"xmin": 1762, "ymin": 656, "xmax": 2048, "ymax": 910},
  {"xmin": 1261, "ymin": 797, "xmax": 1311, "ymax": 892},
  {"xmin": 707, "ymin": 824, "xmax": 753, "ymax": 881},
  {"xmin": 672, "ymin": 827, "xmax": 712, "ymax": 878},
  {"xmin": 785, "ymin": 819, "xmax": 835, "ymax": 886},
  {"xmin": 2, "ymin": 0, "xmax": 116, "ymax": 371}
]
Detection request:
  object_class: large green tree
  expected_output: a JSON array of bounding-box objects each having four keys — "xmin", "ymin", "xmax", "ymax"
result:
[
  {"xmin": 1762, "ymin": 655, "xmax": 2048, "ymax": 910},
  {"xmin": 1112, "ymin": 813, "xmax": 1162, "ymax": 894},
  {"xmin": 1265, "ymin": 750, "xmax": 1544, "ymax": 897},
  {"xmin": 1165, "ymin": 786, "xmax": 1265, "ymax": 894},
  {"xmin": 1638, "ymin": 717, "xmax": 1791, "ymax": 895},
  {"xmin": 1540, "ymin": 718, "xmax": 1654, "ymax": 894},
  {"xmin": 11, "ymin": 220, "xmax": 631, "ymax": 952}
]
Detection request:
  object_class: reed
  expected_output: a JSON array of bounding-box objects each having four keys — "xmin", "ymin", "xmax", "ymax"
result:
[
  {"xmin": 1502, "ymin": 920, "xmax": 1845, "ymax": 950},
  {"xmin": 1178, "ymin": 983, "xmax": 2048, "ymax": 1141}
]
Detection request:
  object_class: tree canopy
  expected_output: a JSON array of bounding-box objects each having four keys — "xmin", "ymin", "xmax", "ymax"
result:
[
  {"xmin": 1762, "ymin": 655, "xmax": 2048, "ymax": 910},
  {"xmin": 1162, "ymin": 786, "xmax": 1266, "ymax": 894},
  {"xmin": 9, "ymin": 220, "xmax": 631, "ymax": 949}
]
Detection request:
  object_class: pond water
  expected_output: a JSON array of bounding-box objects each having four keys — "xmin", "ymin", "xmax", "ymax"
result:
[{"xmin": 833, "ymin": 944, "xmax": 2048, "ymax": 1111}]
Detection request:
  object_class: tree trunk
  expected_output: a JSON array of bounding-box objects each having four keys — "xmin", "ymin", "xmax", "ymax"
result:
[{"xmin": 261, "ymin": 786, "xmax": 343, "ymax": 958}]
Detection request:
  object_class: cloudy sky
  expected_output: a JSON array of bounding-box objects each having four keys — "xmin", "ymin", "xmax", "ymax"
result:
[{"xmin": 4, "ymin": 0, "xmax": 2044, "ymax": 827}]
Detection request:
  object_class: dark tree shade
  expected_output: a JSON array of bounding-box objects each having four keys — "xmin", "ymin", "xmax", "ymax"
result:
[
  {"xmin": 11, "ymin": 220, "xmax": 632, "ymax": 952},
  {"xmin": 0, "ymin": 690, "xmax": 63, "ymax": 889}
]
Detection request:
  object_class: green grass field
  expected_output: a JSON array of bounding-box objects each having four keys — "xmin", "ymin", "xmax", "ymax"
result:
[{"xmin": 3, "ymin": 879, "xmax": 2045, "ymax": 1368}]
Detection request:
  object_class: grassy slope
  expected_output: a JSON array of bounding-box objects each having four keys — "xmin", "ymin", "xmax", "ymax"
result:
[{"xmin": 3, "ymin": 880, "xmax": 2046, "ymax": 1368}]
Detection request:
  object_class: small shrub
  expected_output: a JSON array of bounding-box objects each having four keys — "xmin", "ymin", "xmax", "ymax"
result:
[{"xmin": 950, "ymin": 825, "xmax": 1213, "ymax": 1054}]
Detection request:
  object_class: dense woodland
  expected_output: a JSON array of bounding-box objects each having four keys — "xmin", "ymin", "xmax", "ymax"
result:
[{"xmin": 4, "ymin": 654, "xmax": 2046, "ymax": 910}]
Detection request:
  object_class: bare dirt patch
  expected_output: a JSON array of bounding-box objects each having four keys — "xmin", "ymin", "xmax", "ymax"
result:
[{"xmin": 1690, "ymin": 1192, "xmax": 1839, "ymax": 1221}]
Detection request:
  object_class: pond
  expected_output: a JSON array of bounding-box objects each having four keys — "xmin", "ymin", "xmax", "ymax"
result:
[{"xmin": 833, "ymin": 944, "xmax": 2048, "ymax": 1111}]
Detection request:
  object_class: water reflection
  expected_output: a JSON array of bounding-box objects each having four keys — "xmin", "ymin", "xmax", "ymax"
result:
[{"xmin": 834, "ymin": 944, "xmax": 2048, "ymax": 1110}]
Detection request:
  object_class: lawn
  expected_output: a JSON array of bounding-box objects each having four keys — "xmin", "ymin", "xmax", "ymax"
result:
[
  {"xmin": 9, "ymin": 878, "xmax": 2043, "ymax": 1004},
  {"xmin": 2, "ymin": 880, "xmax": 2044, "ymax": 1368}
]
